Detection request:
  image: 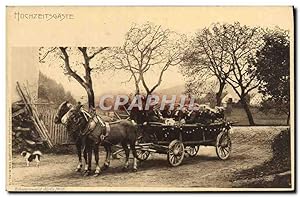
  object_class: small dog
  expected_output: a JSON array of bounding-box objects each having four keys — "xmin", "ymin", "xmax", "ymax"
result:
[{"xmin": 21, "ymin": 150, "xmax": 42, "ymax": 167}]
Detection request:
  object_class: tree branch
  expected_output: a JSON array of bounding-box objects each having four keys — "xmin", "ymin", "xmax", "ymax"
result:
[
  {"xmin": 59, "ymin": 47, "xmax": 87, "ymax": 89},
  {"xmin": 39, "ymin": 47, "xmax": 57, "ymax": 63}
]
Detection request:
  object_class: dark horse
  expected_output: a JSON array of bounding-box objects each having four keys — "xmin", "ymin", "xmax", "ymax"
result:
[{"xmin": 54, "ymin": 101, "xmax": 138, "ymax": 176}]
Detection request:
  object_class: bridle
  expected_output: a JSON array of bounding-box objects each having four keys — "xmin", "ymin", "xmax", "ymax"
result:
[{"xmin": 57, "ymin": 102, "xmax": 73, "ymax": 124}]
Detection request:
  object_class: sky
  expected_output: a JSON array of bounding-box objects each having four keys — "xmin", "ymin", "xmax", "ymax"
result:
[{"xmin": 36, "ymin": 7, "xmax": 293, "ymax": 101}]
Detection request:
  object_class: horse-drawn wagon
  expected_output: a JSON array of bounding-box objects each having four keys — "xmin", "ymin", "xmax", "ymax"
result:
[
  {"xmin": 115, "ymin": 121, "xmax": 232, "ymax": 167},
  {"xmin": 55, "ymin": 101, "xmax": 232, "ymax": 174}
]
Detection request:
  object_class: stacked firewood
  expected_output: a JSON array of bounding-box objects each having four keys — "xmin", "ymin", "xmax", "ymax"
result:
[
  {"xmin": 12, "ymin": 102, "xmax": 43, "ymax": 152},
  {"xmin": 12, "ymin": 82, "xmax": 53, "ymax": 153}
]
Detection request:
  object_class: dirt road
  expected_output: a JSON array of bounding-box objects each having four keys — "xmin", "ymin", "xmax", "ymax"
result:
[{"xmin": 9, "ymin": 126, "xmax": 287, "ymax": 190}]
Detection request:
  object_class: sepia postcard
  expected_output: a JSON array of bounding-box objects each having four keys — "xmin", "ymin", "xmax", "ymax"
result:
[{"xmin": 6, "ymin": 6, "xmax": 294, "ymax": 192}]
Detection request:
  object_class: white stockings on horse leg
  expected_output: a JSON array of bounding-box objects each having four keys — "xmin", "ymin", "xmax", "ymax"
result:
[
  {"xmin": 76, "ymin": 162, "xmax": 83, "ymax": 172},
  {"xmin": 132, "ymin": 158, "xmax": 138, "ymax": 171},
  {"xmin": 130, "ymin": 143, "xmax": 138, "ymax": 171},
  {"xmin": 75, "ymin": 142, "xmax": 83, "ymax": 172},
  {"xmin": 94, "ymin": 146, "xmax": 101, "ymax": 174}
]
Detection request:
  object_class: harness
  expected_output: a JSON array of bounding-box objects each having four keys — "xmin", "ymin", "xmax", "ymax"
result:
[
  {"xmin": 62, "ymin": 108, "xmax": 111, "ymax": 144},
  {"xmin": 80, "ymin": 109, "xmax": 111, "ymax": 142}
]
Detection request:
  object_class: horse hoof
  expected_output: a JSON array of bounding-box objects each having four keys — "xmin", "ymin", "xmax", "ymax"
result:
[
  {"xmin": 100, "ymin": 165, "xmax": 109, "ymax": 171},
  {"xmin": 94, "ymin": 173, "xmax": 100, "ymax": 177},
  {"xmin": 132, "ymin": 168, "xmax": 138, "ymax": 172},
  {"xmin": 83, "ymin": 171, "xmax": 91, "ymax": 176}
]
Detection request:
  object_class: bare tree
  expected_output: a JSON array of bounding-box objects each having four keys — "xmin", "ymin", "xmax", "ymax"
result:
[
  {"xmin": 219, "ymin": 23, "xmax": 264, "ymax": 125},
  {"xmin": 183, "ymin": 77, "xmax": 219, "ymax": 105},
  {"xmin": 181, "ymin": 23, "xmax": 232, "ymax": 106},
  {"xmin": 108, "ymin": 23, "xmax": 187, "ymax": 95},
  {"xmin": 39, "ymin": 47, "xmax": 109, "ymax": 109}
]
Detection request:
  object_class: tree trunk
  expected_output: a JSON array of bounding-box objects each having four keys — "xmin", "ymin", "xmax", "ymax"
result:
[
  {"xmin": 135, "ymin": 82, "xmax": 140, "ymax": 95},
  {"xmin": 216, "ymin": 82, "xmax": 226, "ymax": 106},
  {"xmin": 241, "ymin": 97, "xmax": 255, "ymax": 125},
  {"xmin": 86, "ymin": 86, "xmax": 95, "ymax": 110}
]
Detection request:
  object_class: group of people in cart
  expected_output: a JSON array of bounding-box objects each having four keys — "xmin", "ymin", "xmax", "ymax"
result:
[{"xmin": 130, "ymin": 103, "xmax": 226, "ymax": 126}]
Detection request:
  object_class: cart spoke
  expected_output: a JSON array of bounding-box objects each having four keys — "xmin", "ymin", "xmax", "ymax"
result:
[
  {"xmin": 221, "ymin": 147, "xmax": 228, "ymax": 157},
  {"xmin": 172, "ymin": 155, "xmax": 177, "ymax": 164},
  {"xmin": 224, "ymin": 147, "xmax": 230, "ymax": 153},
  {"xmin": 170, "ymin": 155, "xmax": 175, "ymax": 163},
  {"xmin": 218, "ymin": 147, "xmax": 223, "ymax": 157},
  {"xmin": 173, "ymin": 156, "xmax": 177, "ymax": 164}
]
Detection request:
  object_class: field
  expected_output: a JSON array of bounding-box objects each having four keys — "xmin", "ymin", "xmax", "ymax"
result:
[
  {"xmin": 8, "ymin": 126, "xmax": 291, "ymax": 191},
  {"xmin": 227, "ymin": 107, "xmax": 288, "ymax": 126}
]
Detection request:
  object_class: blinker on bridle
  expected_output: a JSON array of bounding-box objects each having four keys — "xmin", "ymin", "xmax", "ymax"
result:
[{"xmin": 60, "ymin": 103, "xmax": 73, "ymax": 125}]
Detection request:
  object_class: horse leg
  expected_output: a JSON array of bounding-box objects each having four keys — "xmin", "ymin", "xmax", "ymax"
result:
[
  {"xmin": 130, "ymin": 142, "xmax": 138, "ymax": 172},
  {"xmin": 94, "ymin": 145, "xmax": 101, "ymax": 176},
  {"xmin": 83, "ymin": 146, "xmax": 88, "ymax": 173},
  {"xmin": 83, "ymin": 146, "xmax": 93, "ymax": 176},
  {"xmin": 75, "ymin": 141, "xmax": 83, "ymax": 172},
  {"xmin": 100, "ymin": 145, "xmax": 111, "ymax": 171},
  {"xmin": 86, "ymin": 145, "xmax": 93, "ymax": 175},
  {"xmin": 122, "ymin": 142, "xmax": 130, "ymax": 171}
]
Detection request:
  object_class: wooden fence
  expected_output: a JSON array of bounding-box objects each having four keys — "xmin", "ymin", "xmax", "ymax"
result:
[{"xmin": 37, "ymin": 105, "xmax": 73, "ymax": 145}]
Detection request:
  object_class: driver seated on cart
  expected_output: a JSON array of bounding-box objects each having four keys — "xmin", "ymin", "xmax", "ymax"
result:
[{"xmin": 145, "ymin": 105, "xmax": 164, "ymax": 123}]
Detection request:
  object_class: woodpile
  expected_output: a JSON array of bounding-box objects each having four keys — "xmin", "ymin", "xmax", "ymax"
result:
[{"xmin": 12, "ymin": 82, "xmax": 53, "ymax": 152}]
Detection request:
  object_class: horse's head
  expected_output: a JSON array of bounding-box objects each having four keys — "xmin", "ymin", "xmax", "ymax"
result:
[
  {"xmin": 57, "ymin": 102, "xmax": 84, "ymax": 125},
  {"xmin": 54, "ymin": 101, "xmax": 73, "ymax": 124}
]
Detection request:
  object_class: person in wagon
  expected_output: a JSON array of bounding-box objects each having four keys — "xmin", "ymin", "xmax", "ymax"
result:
[
  {"xmin": 185, "ymin": 103, "xmax": 200, "ymax": 124},
  {"xmin": 145, "ymin": 104, "xmax": 163, "ymax": 123},
  {"xmin": 161, "ymin": 104, "xmax": 173, "ymax": 118},
  {"xmin": 173, "ymin": 105, "xmax": 189, "ymax": 124},
  {"xmin": 195, "ymin": 104, "xmax": 225, "ymax": 124}
]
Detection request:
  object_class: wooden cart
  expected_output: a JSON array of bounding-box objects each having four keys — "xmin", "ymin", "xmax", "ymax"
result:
[{"xmin": 114, "ymin": 121, "xmax": 232, "ymax": 167}]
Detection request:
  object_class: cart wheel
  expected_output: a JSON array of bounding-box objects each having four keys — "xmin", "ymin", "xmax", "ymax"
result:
[
  {"xmin": 216, "ymin": 132, "xmax": 231, "ymax": 160},
  {"xmin": 167, "ymin": 140, "xmax": 185, "ymax": 167},
  {"xmin": 136, "ymin": 136, "xmax": 150, "ymax": 161},
  {"xmin": 185, "ymin": 146, "xmax": 200, "ymax": 157},
  {"xmin": 136, "ymin": 149, "xmax": 150, "ymax": 161}
]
